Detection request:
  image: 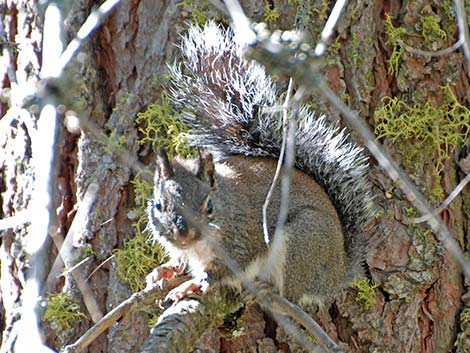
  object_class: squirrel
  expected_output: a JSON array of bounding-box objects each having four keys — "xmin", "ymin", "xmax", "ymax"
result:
[{"xmin": 146, "ymin": 22, "xmax": 372, "ymax": 308}]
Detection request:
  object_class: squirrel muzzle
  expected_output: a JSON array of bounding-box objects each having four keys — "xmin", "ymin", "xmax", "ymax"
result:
[{"xmin": 170, "ymin": 213, "xmax": 201, "ymax": 249}]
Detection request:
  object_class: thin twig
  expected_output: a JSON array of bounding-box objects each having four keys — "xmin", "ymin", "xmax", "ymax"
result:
[
  {"xmin": 413, "ymin": 171, "xmax": 470, "ymax": 223},
  {"xmin": 399, "ymin": 38, "xmax": 463, "ymax": 58},
  {"xmin": 262, "ymin": 78, "xmax": 294, "ymax": 244},
  {"xmin": 454, "ymin": 0, "xmax": 470, "ymax": 79},
  {"xmin": 53, "ymin": 0, "xmax": 122, "ymax": 78},
  {"xmin": 314, "ymin": 0, "xmax": 347, "ymax": 56},
  {"xmin": 44, "ymin": 183, "xmax": 104, "ymax": 323},
  {"xmin": 318, "ymin": 81, "xmax": 470, "ymax": 278},
  {"xmin": 62, "ymin": 275, "xmax": 191, "ymax": 353},
  {"xmin": 262, "ymin": 99, "xmax": 301, "ymax": 278},
  {"xmin": 270, "ymin": 293, "xmax": 343, "ymax": 353},
  {"xmin": 244, "ymin": 26, "xmax": 470, "ymax": 278}
]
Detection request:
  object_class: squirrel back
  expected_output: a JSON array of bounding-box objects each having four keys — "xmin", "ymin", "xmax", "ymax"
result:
[{"xmin": 148, "ymin": 22, "xmax": 372, "ymax": 306}]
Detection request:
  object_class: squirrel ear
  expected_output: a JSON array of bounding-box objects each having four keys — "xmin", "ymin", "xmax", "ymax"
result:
[
  {"xmin": 156, "ymin": 148, "xmax": 173, "ymax": 180},
  {"xmin": 197, "ymin": 152, "xmax": 215, "ymax": 188}
]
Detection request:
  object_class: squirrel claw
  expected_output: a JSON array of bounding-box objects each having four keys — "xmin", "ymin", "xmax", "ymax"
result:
[
  {"xmin": 145, "ymin": 262, "xmax": 186, "ymax": 289},
  {"xmin": 165, "ymin": 278, "xmax": 209, "ymax": 302}
]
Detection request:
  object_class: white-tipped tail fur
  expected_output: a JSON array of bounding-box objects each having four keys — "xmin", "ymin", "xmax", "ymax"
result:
[{"xmin": 169, "ymin": 22, "xmax": 372, "ymax": 281}]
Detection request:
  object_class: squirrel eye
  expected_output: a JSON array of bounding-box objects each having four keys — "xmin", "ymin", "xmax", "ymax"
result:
[{"xmin": 206, "ymin": 199, "xmax": 213, "ymax": 215}]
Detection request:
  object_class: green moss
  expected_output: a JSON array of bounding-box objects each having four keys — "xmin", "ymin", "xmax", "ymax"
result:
[
  {"xmin": 106, "ymin": 129, "xmax": 128, "ymax": 152},
  {"xmin": 312, "ymin": 1, "xmax": 330, "ymax": 22},
  {"xmin": 114, "ymin": 232, "xmax": 167, "ymax": 292},
  {"xmin": 43, "ymin": 292, "xmax": 86, "ymax": 331},
  {"xmin": 351, "ymin": 279, "xmax": 378, "ymax": 310},
  {"xmin": 114, "ymin": 172, "xmax": 168, "ymax": 292},
  {"xmin": 350, "ymin": 32, "xmax": 360, "ymax": 66},
  {"xmin": 384, "ymin": 13, "xmax": 407, "ymax": 76},
  {"xmin": 130, "ymin": 171, "xmax": 155, "ymax": 235},
  {"xmin": 136, "ymin": 93, "xmax": 197, "ymax": 159},
  {"xmin": 264, "ymin": 1, "xmax": 280, "ymax": 25},
  {"xmin": 404, "ymin": 207, "xmax": 417, "ymax": 218},
  {"xmin": 374, "ymin": 86, "xmax": 470, "ymax": 179},
  {"xmin": 176, "ymin": 0, "xmax": 211, "ymax": 27},
  {"xmin": 420, "ymin": 15, "xmax": 447, "ymax": 45},
  {"xmin": 455, "ymin": 308, "xmax": 470, "ymax": 352},
  {"xmin": 374, "ymin": 209, "xmax": 385, "ymax": 219}
]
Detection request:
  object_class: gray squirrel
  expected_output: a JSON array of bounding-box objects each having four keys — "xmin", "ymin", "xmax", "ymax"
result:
[{"xmin": 146, "ymin": 22, "xmax": 372, "ymax": 308}]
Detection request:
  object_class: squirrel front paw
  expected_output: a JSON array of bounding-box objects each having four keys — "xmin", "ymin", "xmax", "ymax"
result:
[
  {"xmin": 145, "ymin": 261, "xmax": 186, "ymax": 289},
  {"xmin": 165, "ymin": 277, "xmax": 209, "ymax": 302}
]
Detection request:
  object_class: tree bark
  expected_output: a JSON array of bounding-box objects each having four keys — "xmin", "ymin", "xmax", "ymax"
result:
[{"xmin": 1, "ymin": 0, "xmax": 469, "ymax": 352}]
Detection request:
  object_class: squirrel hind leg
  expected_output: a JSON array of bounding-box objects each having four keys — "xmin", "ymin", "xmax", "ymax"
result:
[{"xmin": 281, "ymin": 209, "xmax": 347, "ymax": 308}]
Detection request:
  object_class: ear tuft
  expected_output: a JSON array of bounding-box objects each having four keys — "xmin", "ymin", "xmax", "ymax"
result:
[
  {"xmin": 197, "ymin": 152, "xmax": 215, "ymax": 187},
  {"xmin": 156, "ymin": 148, "xmax": 173, "ymax": 180}
]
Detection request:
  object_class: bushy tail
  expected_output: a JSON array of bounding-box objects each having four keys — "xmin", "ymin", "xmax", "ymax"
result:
[{"xmin": 169, "ymin": 22, "xmax": 372, "ymax": 275}]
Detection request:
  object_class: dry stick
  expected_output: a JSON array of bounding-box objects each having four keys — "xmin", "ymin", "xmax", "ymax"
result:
[
  {"xmin": 262, "ymin": 78, "xmax": 294, "ymax": 244},
  {"xmin": 53, "ymin": 0, "xmax": 122, "ymax": 78},
  {"xmin": 45, "ymin": 183, "xmax": 104, "ymax": 323},
  {"xmin": 413, "ymin": 171, "xmax": 470, "ymax": 224},
  {"xmin": 454, "ymin": 0, "xmax": 470, "ymax": 79},
  {"xmin": 140, "ymin": 286, "xmax": 243, "ymax": 353},
  {"xmin": 221, "ymin": 1, "xmax": 346, "ymax": 353},
  {"xmin": 206, "ymin": 234, "xmax": 345, "ymax": 353},
  {"xmin": 62, "ymin": 275, "xmax": 191, "ymax": 353},
  {"xmin": 316, "ymin": 80, "xmax": 470, "ymax": 278},
  {"xmin": 245, "ymin": 29, "xmax": 470, "ymax": 278},
  {"xmin": 399, "ymin": 38, "xmax": 463, "ymax": 58}
]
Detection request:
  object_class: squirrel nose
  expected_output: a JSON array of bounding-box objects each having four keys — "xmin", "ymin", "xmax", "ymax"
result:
[{"xmin": 173, "ymin": 215, "xmax": 188, "ymax": 236}]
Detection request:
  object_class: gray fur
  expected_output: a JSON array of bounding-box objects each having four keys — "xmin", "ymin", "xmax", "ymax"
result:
[{"xmin": 168, "ymin": 22, "xmax": 373, "ymax": 279}]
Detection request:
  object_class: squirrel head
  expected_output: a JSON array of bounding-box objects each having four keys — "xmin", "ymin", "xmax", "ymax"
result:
[{"xmin": 148, "ymin": 149, "xmax": 216, "ymax": 250}]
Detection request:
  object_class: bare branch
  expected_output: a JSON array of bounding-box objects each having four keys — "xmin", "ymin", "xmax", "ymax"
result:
[
  {"xmin": 413, "ymin": 171, "xmax": 470, "ymax": 223},
  {"xmin": 54, "ymin": 0, "xmax": 122, "ymax": 78},
  {"xmin": 246, "ymin": 29, "xmax": 470, "ymax": 278},
  {"xmin": 139, "ymin": 286, "xmax": 243, "ymax": 353},
  {"xmin": 62, "ymin": 275, "xmax": 191, "ymax": 353},
  {"xmin": 454, "ymin": 0, "xmax": 470, "ymax": 79},
  {"xmin": 262, "ymin": 79, "xmax": 294, "ymax": 244},
  {"xmin": 399, "ymin": 38, "xmax": 463, "ymax": 58},
  {"xmin": 314, "ymin": 0, "xmax": 347, "ymax": 56},
  {"xmin": 44, "ymin": 182, "xmax": 104, "ymax": 323}
]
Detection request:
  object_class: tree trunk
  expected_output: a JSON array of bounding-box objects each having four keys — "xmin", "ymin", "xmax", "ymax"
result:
[{"xmin": 1, "ymin": 0, "xmax": 469, "ymax": 352}]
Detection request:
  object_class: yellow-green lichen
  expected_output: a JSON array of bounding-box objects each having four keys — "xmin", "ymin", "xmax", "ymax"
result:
[
  {"xmin": 288, "ymin": 0, "xmax": 300, "ymax": 6},
  {"xmin": 114, "ymin": 171, "xmax": 167, "ymax": 292},
  {"xmin": 264, "ymin": 1, "xmax": 280, "ymax": 25},
  {"xmin": 374, "ymin": 85, "xmax": 470, "ymax": 179},
  {"xmin": 105, "ymin": 129, "xmax": 128, "ymax": 153},
  {"xmin": 176, "ymin": 0, "xmax": 211, "ymax": 27},
  {"xmin": 113, "ymin": 232, "xmax": 167, "ymax": 292},
  {"xmin": 455, "ymin": 308, "xmax": 470, "ymax": 352},
  {"xmin": 420, "ymin": 15, "xmax": 447, "ymax": 46},
  {"xmin": 351, "ymin": 279, "xmax": 379, "ymax": 310},
  {"xmin": 43, "ymin": 292, "xmax": 86, "ymax": 331},
  {"xmin": 130, "ymin": 171, "xmax": 155, "ymax": 236},
  {"xmin": 136, "ymin": 93, "xmax": 196, "ymax": 159},
  {"xmin": 312, "ymin": 1, "xmax": 330, "ymax": 23},
  {"xmin": 384, "ymin": 13, "xmax": 407, "ymax": 76}
]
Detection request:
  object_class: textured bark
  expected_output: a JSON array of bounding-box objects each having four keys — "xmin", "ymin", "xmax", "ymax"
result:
[
  {"xmin": 1, "ymin": 0, "xmax": 469, "ymax": 352},
  {"xmin": 0, "ymin": 0, "xmax": 43, "ymax": 350}
]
